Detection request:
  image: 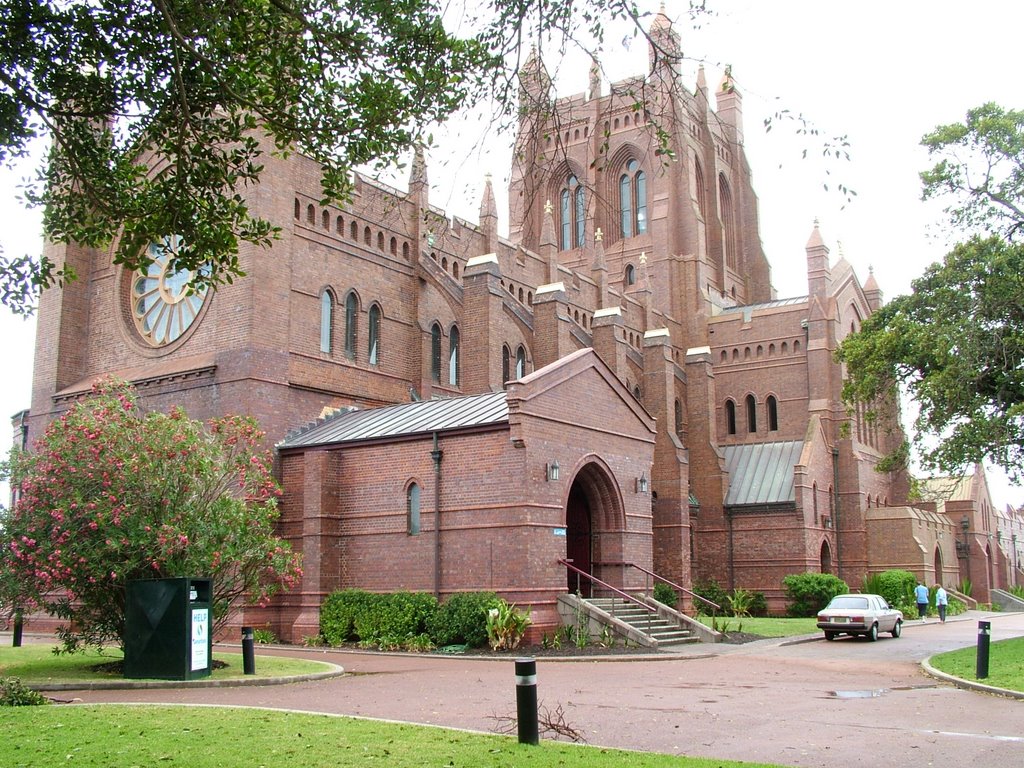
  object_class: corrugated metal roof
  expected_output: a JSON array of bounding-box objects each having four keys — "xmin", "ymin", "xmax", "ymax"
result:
[
  {"xmin": 278, "ymin": 391, "xmax": 509, "ymax": 449},
  {"xmin": 722, "ymin": 440, "xmax": 804, "ymax": 506},
  {"xmin": 720, "ymin": 296, "xmax": 808, "ymax": 315}
]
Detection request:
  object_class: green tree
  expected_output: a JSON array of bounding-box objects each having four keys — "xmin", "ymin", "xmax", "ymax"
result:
[
  {"xmin": 0, "ymin": 379, "xmax": 302, "ymax": 653},
  {"xmin": 838, "ymin": 104, "xmax": 1024, "ymax": 481},
  {"xmin": 0, "ymin": 0, "xmax": 694, "ymax": 314},
  {"xmin": 920, "ymin": 102, "xmax": 1024, "ymax": 241}
]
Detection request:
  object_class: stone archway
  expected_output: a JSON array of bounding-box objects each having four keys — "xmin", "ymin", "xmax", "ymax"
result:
[
  {"xmin": 564, "ymin": 460, "xmax": 626, "ymax": 597},
  {"xmin": 820, "ymin": 540, "xmax": 833, "ymax": 575},
  {"xmin": 934, "ymin": 547, "xmax": 943, "ymax": 585}
]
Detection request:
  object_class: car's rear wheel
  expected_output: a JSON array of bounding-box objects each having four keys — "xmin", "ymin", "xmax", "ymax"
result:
[
  {"xmin": 824, "ymin": 631, "xmax": 837, "ymax": 641},
  {"xmin": 867, "ymin": 623, "xmax": 878, "ymax": 642},
  {"xmin": 891, "ymin": 620, "xmax": 902, "ymax": 638}
]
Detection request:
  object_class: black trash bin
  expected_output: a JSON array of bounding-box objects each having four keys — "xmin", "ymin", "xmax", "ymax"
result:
[{"xmin": 124, "ymin": 577, "xmax": 213, "ymax": 680}]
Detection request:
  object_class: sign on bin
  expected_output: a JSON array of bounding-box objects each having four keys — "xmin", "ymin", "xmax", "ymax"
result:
[{"xmin": 191, "ymin": 608, "xmax": 210, "ymax": 671}]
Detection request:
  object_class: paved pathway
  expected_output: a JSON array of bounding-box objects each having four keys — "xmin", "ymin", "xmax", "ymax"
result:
[{"xmin": 34, "ymin": 611, "xmax": 1024, "ymax": 767}]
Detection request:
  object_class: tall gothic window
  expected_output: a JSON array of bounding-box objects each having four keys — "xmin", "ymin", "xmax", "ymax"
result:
[
  {"xmin": 559, "ymin": 174, "xmax": 585, "ymax": 250},
  {"xmin": 448, "ymin": 325, "xmax": 460, "ymax": 386},
  {"xmin": 767, "ymin": 395, "xmax": 779, "ymax": 431},
  {"xmin": 619, "ymin": 159, "xmax": 647, "ymax": 238},
  {"xmin": 694, "ymin": 157, "xmax": 707, "ymax": 219},
  {"xmin": 344, "ymin": 292, "xmax": 358, "ymax": 359},
  {"xmin": 430, "ymin": 323, "xmax": 441, "ymax": 382},
  {"xmin": 368, "ymin": 304, "xmax": 381, "ymax": 365},
  {"xmin": 502, "ymin": 345, "xmax": 511, "ymax": 386},
  {"xmin": 746, "ymin": 394, "xmax": 757, "ymax": 433},
  {"xmin": 515, "ymin": 345, "xmax": 527, "ymax": 378},
  {"xmin": 319, "ymin": 290, "xmax": 333, "ymax": 354},
  {"xmin": 407, "ymin": 482, "xmax": 421, "ymax": 535},
  {"xmin": 719, "ymin": 173, "xmax": 737, "ymax": 269},
  {"xmin": 725, "ymin": 399, "xmax": 737, "ymax": 435}
]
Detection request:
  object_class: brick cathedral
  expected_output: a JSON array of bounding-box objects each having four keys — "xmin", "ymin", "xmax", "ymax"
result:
[{"xmin": 25, "ymin": 10, "xmax": 1016, "ymax": 641}]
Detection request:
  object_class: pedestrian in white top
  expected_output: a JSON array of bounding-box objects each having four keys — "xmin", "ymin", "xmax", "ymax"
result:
[{"xmin": 935, "ymin": 584, "xmax": 948, "ymax": 623}]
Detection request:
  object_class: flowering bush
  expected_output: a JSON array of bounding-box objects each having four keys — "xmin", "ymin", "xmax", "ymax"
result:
[
  {"xmin": 485, "ymin": 600, "xmax": 531, "ymax": 651},
  {"xmin": 0, "ymin": 379, "xmax": 301, "ymax": 653}
]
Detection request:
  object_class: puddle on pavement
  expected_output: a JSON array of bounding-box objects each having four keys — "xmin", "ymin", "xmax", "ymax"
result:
[{"xmin": 829, "ymin": 689, "xmax": 888, "ymax": 698}]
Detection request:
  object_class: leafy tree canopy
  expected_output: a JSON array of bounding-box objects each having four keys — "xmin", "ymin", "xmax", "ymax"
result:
[
  {"xmin": 921, "ymin": 102, "xmax": 1024, "ymax": 241},
  {"xmin": 0, "ymin": 379, "xmax": 302, "ymax": 652},
  {"xmin": 0, "ymin": 0, "xmax": 676, "ymax": 314},
  {"xmin": 839, "ymin": 103, "xmax": 1024, "ymax": 482}
]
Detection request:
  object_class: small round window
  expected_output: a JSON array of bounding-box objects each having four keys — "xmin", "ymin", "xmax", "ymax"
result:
[{"xmin": 131, "ymin": 236, "xmax": 209, "ymax": 347}]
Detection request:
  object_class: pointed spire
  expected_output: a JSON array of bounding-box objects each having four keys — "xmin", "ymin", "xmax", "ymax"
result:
[
  {"xmin": 806, "ymin": 218, "xmax": 826, "ymax": 250},
  {"xmin": 540, "ymin": 199, "xmax": 558, "ymax": 281},
  {"xmin": 592, "ymin": 227, "xmax": 608, "ymax": 309},
  {"xmin": 588, "ymin": 57, "xmax": 602, "ymax": 101},
  {"xmin": 410, "ymin": 143, "xmax": 427, "ymax": 187},
  {"xmin": 520, "ymin": 45, "xmax": 552, "ymax": 110},
  {"xmin": 696, "ymin": 65, "xmax": 707, "ymax": 92},
  {"xmin": 648, "ymin": 1, "xmax": 682, "ymax": 76},
  {"xmin": 479, "ymin": 173, "xmax": 497, "ymax": 222}
]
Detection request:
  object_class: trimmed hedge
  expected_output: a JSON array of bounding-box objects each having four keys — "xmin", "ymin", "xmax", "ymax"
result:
[
  {"xmin": 783, "ymin": 573, "xmax": 848, "ymax": 617},
  {"xmin": 426, "ymin": 591, "xmax": 501, "ymax": 647}
]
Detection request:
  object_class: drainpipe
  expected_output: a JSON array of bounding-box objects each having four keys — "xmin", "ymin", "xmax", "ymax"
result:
[
  {"xmin": 432, "ymin": 432, "xmax": 443, "ymax": 599},
  {"xmin": 726, "ymin": 507, "xmax": 735, "ymax": 591},
  {"xmin": 832, "ymin": 447, "xmax": 841, "ymax": 580}
]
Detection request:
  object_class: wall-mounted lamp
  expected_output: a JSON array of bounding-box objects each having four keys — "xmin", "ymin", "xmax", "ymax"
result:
[
  {"xmin": 546, "ymin": 460, "xmax": 560, "ymax": 482},
  {"xmin": 637, "ymin": 471, "xmax": 649, "ymax": 494}
]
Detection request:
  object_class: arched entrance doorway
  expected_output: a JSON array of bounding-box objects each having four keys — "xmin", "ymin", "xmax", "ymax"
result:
[
  {"xmin": 934, "ymin": 547, "xmax": 943, "ymax": 585},
  {"xmin": 564, "ymin": 460, "xmax": 625, "ymax": 597},
  {"xmin": 820, "ymin": 540, "xmax": 833, "ymax": 574}
]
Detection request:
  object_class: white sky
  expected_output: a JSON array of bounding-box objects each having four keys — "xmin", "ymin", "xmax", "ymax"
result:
[{"xmin": 2, "ymin": 0, "xmax": 1023, "ymax": 506}]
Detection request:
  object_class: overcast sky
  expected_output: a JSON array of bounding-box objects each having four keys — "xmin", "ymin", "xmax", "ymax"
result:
[{"xmin": 2, "ymin": 0, "xmax": 1022, "ymax": 506}]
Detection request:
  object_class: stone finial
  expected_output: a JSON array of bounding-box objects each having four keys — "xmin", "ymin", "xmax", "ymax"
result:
[
  {"xmin": 544, "ymin": 199, "xmax": 553, "ymax": 215},
  {"xmin": 595, "ymin": 227, "xmax": 603, "ymax": 243}
]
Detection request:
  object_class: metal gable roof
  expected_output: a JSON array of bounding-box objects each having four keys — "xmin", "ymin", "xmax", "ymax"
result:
[
  {"xmin": 722, "ymin": 440, "xmax": 804, "ymax": 507},
  {"xmin": 278, "ymin": 391, "xmax": 509, "ymax": 449}
]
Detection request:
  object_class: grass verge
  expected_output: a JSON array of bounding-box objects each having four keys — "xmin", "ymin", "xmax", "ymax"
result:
[
  {"xmin": 695, "ymin": 616, "xmax": 819, "ymax": 637},
  {"xmin": 0, "ymin": 645, "xmax": 332, "ymax": 683},
  {"xmin": 929, "ymin": 636, "xmax": 1024, "ymax": 693},
  {"xmin": 0, "ymin": 704, "xmax": 784, "ymax": 768}
]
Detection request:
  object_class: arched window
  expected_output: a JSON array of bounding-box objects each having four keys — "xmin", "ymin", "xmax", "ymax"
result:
[
  {"xmin": 322, "ymin": 210, "xmax": 329, "ymax": 229},
  {"xmin": 390, "ymin": 236, "xmax": 397, "ymax": 255},
  {"xmin": 368, "ymin": 304, "xmax": 381, "ymax": 365},
  {"xmin": 767, "ymin": 395, "xmax": 779, "ymax": 431},
  {"xmin": 402, "ymin": 242, "xmax": 410, "ymax": 260},
  {"xmin": 515, "ymin": 345, "xmax": 527, "ymax": 378},
  {"xmin": 344, "ymin": 292, "xmax": 358, "ymax": 359},
  {"xmin": 624, "ymin": 263, "xmax": 636, "ymax": 286},
  {"xmin": 306, "ymin": 204, "xmax": 315, "ymax": 224},
  {"xmin": 407, "ymin": 483, "xmax": 421, "ymax": 535},
  {"xmin": 502, "ymin": 344, "xmax": 511, "ymax": 386},
  {"xmin": 294, "ymin": 199, "xmax": 300, "ymax": 219},
  {"xmin": 813, "ymin": 482, "xmax": 819, "ymax": 523},
  {"xmin": 725, "ymin": 399, "xmax": 737, "ymax": 435},
  {"xmin": 674, "ymin": 399, "xmax": 683, "ymax": 435},
  {"xmin": 559, "ymin": 174, "xmax": 585, "ymax": 250},
  {"xmin": 633, "ymin": 385, "xmax": 642, "ymax": 400},
  {"xmin": 363, "ymin": 226, "xmax": 371, "ymax": 245},
  {"xmin": 694, "ymin": 157, "xmax": 707, "ymax": 219},
  {"xmin": 619, "ymin": 159, "xmax": 647, "ymax": 238},
  {"xmin": 746, "ymin": 394, "xmax": 757, "ymax": 433},
  {"xmin": 350, "ymin": 221, "xmax": 358, "ymax": 240},
  {"xmin": 319, "ymin": 290, "xmax": 333, "ymax": 354},
  {"xmin": 336, "ymin": 216, "xmax": 344, "ymax": 235},
  {"xmin": 377, "ymin": 232, "xmax": 384, "ymax": 250},
  {"xmin": 430, "ymin": 323, "xmax": 442, "ymax": 382},
  {"xmin": 448, "ymin": 325, "xmax": 460, "ymax": 386},
  {"xmin": 719, "ymin": 174, "xmax": 736, "ymax": 269}
]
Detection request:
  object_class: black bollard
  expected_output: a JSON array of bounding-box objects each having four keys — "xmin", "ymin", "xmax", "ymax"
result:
[
  {"xmin": 12, "ymin": 611, "xmax": 23, "ymax": 648},
  {"xmin": 515, "ymin": 657, "xmax": 539, "ymax": 745},
  {"xmin": 976, "ymin": 620, "xmax": 991, "ymax": 679},
  {"xmin": 242, "ymin": 626, "xmax": 256, "ymax": 675}
]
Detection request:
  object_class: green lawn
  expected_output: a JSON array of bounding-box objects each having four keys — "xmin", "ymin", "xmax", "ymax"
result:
[
  {"xmin": 0, "ymin": 704, "xmax": 783, "ymax": 768},
  {"xmin": 696, "ymin": 616, "xmax": 819, "ymax": 637},
  {"xmin": 0, "ymin": 645, "xmax": 333, "ymax": 683},
  {"xmin": 929, "ymin": 636, "xmax": 1024, "ymax": 693}
]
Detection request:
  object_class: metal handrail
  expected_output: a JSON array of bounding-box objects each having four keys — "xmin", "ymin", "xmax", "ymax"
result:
[
  {"xmin": 557, "ymin": 558, "xmax": 660, "ymax": 620},
  {"xmin": 610, "ymin": 561, "xmax": 721, "ymax": 614}
]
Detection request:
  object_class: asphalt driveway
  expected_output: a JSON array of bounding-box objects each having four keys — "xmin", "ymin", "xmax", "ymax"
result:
[{"xmin": 47, "ymin": 610, "xmax": 1024, "ymax": 767}]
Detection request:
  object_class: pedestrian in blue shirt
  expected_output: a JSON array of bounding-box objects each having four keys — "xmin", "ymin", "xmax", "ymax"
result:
[
  {"xmin": 914, "ymin": 582, "xmax": 929, "ymax": 619},
  {"xmin": 935, "ymin": 584, "xmax": 948, "ymax": 623}
]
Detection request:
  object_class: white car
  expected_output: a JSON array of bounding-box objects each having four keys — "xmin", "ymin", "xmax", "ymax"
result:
[{"xmin": 816, "ymin": 593, "xmax": 903, "ymax": 641}]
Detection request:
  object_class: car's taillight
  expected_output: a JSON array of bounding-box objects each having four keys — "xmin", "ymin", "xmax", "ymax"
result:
[
  {"xmin": 850, "ymin": 616, "xmax": 864, "ymax": 623},
  {"xmin": 817, "ymin": 614, "xmax": 828, "ymax": 621}
]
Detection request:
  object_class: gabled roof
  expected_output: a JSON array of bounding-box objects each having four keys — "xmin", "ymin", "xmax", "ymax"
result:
[
  {"xmin": 919, "ymin": 473, "xmax": 975, "ymax": 503},
  {"xmin": 277, "ymin": 391, "xmax": 508, "ymax": 450},
  {"xmin": 722, "ymin": 440, "xmax": 804, "ymax": 506}
]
